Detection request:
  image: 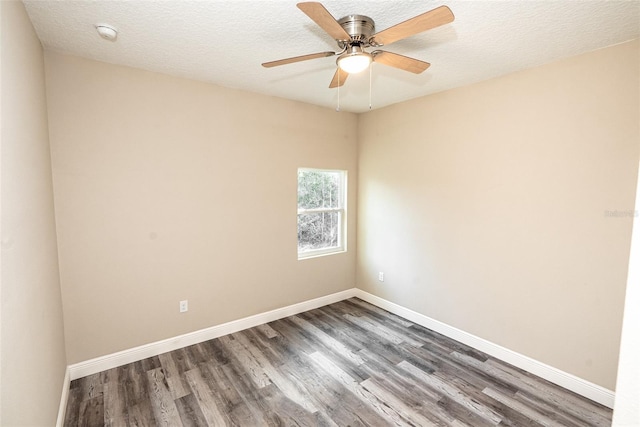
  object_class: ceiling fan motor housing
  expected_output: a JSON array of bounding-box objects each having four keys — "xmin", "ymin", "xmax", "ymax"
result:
[{"xmin": 337, "ymin": 15, "xmax": 375, "ymax": 48}]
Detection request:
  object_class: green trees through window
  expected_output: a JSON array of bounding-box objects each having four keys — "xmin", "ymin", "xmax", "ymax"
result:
[{"xmin": 297, "ymin": 169, "xmax": 346, "ymax": 258}]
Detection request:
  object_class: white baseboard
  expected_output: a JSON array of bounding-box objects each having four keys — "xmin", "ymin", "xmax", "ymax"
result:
[
  {"xmin": 65, "ymin": 287, "xmax": 614, "ymax": 410},
  {"xmin": 68, "ymin": 288, "xmax": 357, "ymax": 380},
  {"xmin": 353, "ymin": 289, "xmax": 615, "ymax": 408},
  {"xmin": 56, "ymin": 366, "xmax": 70, "ymax": 427}
]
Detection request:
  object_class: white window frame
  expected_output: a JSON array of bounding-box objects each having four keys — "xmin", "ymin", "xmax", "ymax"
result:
[{"xmin": 297, "ymin": 168, "xmax": 347, "ymax": 260}]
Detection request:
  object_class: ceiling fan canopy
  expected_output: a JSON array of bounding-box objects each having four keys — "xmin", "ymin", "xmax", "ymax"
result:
[{"xmin": 262, "ymin": 2, "xmax": 455, "ymax": 88}]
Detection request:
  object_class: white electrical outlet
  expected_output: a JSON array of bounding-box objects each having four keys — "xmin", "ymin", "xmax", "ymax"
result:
[
  {"xmin": 179, "ymin": 300, "xmax": 188, "ymax": 313},
  {"xmin": 378, "ymin": 272, "xmax": 384, "ymax": 282}
]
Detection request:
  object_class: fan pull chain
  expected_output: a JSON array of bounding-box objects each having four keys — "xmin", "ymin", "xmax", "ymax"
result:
[
  {"xmin": 369, "ymin": 63, "xmax": 373, "ymax": 110},
  {"xmin": 336, "ymin": 70, "xmax": 341, "ymax": 112}
]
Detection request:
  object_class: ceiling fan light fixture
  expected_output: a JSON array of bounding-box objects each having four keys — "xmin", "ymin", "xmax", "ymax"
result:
[{"xmin": 337, "ymin": 45, "xmax": 372, "ymax": 74}]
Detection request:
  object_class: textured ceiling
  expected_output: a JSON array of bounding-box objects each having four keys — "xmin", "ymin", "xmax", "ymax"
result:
[{"xmin": 23, "ymin": 0, "xmax": 640, "ymax": 113}]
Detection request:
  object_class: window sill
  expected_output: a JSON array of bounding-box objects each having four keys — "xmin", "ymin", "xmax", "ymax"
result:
[{"xmin": 298, "ymin": 248, "xmax": 346, "ymax": 260}]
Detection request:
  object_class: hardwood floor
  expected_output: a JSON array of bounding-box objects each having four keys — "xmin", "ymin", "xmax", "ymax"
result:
[{"xmin": 64, "ymin": 298, "xmax": 612, "ymax": 426}]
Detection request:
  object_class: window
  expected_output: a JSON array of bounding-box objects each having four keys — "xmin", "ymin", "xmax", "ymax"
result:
[{"xmin": 297, "ymin": 168, "xmax": 347, "ymax": 259}]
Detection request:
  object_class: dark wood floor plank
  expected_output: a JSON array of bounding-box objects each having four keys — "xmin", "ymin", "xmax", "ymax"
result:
[
  {"xmin": 175, "ymin": 392, "xmax": 209, "ymax": 427},
  {"xmin": 289, "ymin": 314, "xmax": 366, "ymax": 366},
  {"xmin": 145, "ymin": 368, "xmax": 184, "ymax": 426},
  {"xmin": 103, "ymin": 381, "xmax": 127, "ymax": 425},
  {"xmin": 398, "ymin": 360, "xmax": 503, "ymax": 425},
  {"xmin": 255, "ymin": 382, "xmax": 322, "ymax": 427},
  {"xmin": 345, "ymin": 312, "xmax": 424, "ymax": 347},
  {"xmin": 198, "ymin": 361, "xmax": 256, "ymax": 426},
  {"xmin": 403, "ymin": 317, "xmax": 489, "ymax": 361},
  {"xmin": 342, "ymin": 298, "xmax": 415, "ymax": 327},
  {"xmin": 239, "ymin": 327, "xmax": 286, "ymax": 368},
  {"xmin": 483, "ymin": 386, "xmax": 566, "ymax": 426},
  {"xmin": 157, "ymin": 350, "xmax": 191, "ymax": 400},
  {"xmin": 183, "ymin": 367, "xmax": 228, "ymax": 426},
  {"xmin": 218, "ymin": 361, "xmax": 275, "ymax": 425},
  {"xmin": 218, "ymin": 333, "xmax": 272, "ymax": 388},
  {"xmin": 361, "ymin": 377, "xmax": 445, "ymax": 426},
  {"xmin": 78, "ymin": 396, "xmax": 104, "ymax": 427},
  {"xmin": 358, "ymin": 347, "xmax": 441, "ymax": 402},
  {"xmin": 314, "ymin": 308, "xmax": 411, "ymax": 368},
  {"xmin": 358, "ymin": 349, "xmax": 464, "ymax": 426},
  {"xmin": 454, "ymin": 350, "xmax": 612, "ymax": 426},
  {"xmin": 277, "ymin": 358, "xmax": 343, "ymax": 426},
  {"xmin": 295, "ymin": 310, "xmax": 374, "ymax": 370},
  {"xmin": 140, "ymin": 355, "xmax": 162, "ymax": 373},
  {"xmin": 436, "ymin": 396, "xmax": 498, "ymax": 427},
  {"xmin": 122, "ymin": 372, "xmax": 150, "ymax": 409},
  {"xmin": 309, "ymin": 350, "xmax": 414, "ymax": 426},
  {"xmin": 485, "ymin": 358, "xmax": 612, "ymax": 423},
  {"xmin": 76, "ymin": 372, "xmax": 105, "ymax": 402},
  {"xmin": 233, "ymin": 329, "xmax": 319, "ymax": 413},
  {"xmin": 513, "ymin": 390, "xmax": 595, "ymax": 427},
  {"xmin": 65, "ymin": 299, "xmax": 613, "ymax": 426},
  {"xmin": 200, "ymin": 338, "xmax": 232, "ymax": 365},
  {"xmin": 117, "ymin": 360, "xmax": 145, "ymax": 383},
  {"xmin": 126, "ymin": 401, "xmax": 156, "ymax": 427},
  {"xmin": 63, "ymin": 387, "xmax": 82, "ymax": 427},
  {"xmin": 255, "ymin": 322, "xmax": 280, "ymax": 339},
  {"xmin": 404, "ymin": 344, "xmax": 521, "ymax": 397},
  {"xmin": 274, "ymin": 316, "xmax": 369, "ymax": 383}
]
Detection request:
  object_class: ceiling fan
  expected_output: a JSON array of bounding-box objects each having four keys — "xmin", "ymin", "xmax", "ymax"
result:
[{"xmin": 262, "ymin": 2, "xmax": 455, "ymax": 88}]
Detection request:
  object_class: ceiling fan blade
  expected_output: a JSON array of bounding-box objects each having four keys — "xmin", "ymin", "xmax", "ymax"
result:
[
  {"xmin": 370, "ymin": 5, "xmax": 454, "ymax": 46},
  {"xmin": 373, "ymin": 51, "xmax": 430, "ymax": 74},
  {"xmin": 329, "ymin": 68, "xmax": 349, "ymax": 88},
  {"xmin": 297, "ymin": 2, "xmax": 351, "ymax": 41},
  {"xmin": 262, "ymin": 51, "xmax": 336, "ymax": 68}
]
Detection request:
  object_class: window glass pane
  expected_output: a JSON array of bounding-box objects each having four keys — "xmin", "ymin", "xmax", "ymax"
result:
[
  {"xmin": 298, "ymin": 170, "xmax": 341, "ymax": 210},
  {"xmin": 298, "ymin": 212, "xmax": 340, "ymax": 252}
]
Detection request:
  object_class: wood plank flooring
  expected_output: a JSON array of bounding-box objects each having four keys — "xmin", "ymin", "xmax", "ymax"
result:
[{"xmin": 64, "ymin": 298, "xmax": 612, "ymax": 426}]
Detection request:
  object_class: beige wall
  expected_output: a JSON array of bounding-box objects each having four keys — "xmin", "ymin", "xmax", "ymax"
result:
[
  {"xmin": 44, "ymin": 52, "xmax": 358, "ymax": 364},
  {"xmin": 0, "ymin": 1, "xmax": 67, "ymax": 425},
  {"xmin": 357, "ymin": 40, "xmax": 639, "ymax": 390}
]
